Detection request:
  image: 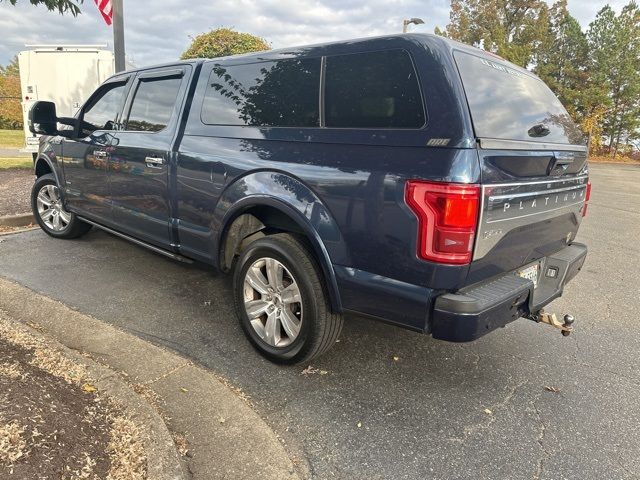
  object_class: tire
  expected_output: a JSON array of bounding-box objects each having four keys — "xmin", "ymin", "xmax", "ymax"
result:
[
  {"xmin": 31, "ymin": 174, "xmax": 92, "ymax": 239},
  {"xmin": 233, "ymin": 233, "xmax": 343, "ymax": 364}
]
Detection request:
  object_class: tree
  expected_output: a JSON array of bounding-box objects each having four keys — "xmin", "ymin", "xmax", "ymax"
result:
[
  {"xmin": 534, "ymin": 2, "xmax": 590, "ymax": 119},
  {"xmin": 0, "ymin": 56, "xmax": 22, "ymax": 129},
  {"xmin": 1, "ymin": 0, "xmax": 83, "ymax": 15},
  {"xmin": 0, "ymin": 56, "xmax": 19, "ymax": 77},
  {"xmin": 440, "ymin": 0, "xmax": 551, "ymax": 67},
  {"xmin": 587, "ymin": 2, "xmax": 640, "ymax": 157},
  {"xmin": 181, "ymin": 28, "xmax": 269, "ymax": 60}
]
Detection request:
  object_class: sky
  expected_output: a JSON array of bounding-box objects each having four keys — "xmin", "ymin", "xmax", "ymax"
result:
[{"xmin": 0, "ymin": 0, "xmax": 631, "ymax": 67}]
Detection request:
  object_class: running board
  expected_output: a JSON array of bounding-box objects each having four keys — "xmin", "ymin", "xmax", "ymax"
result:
[{"xmin": 78, "ymin": 217, "xmax": 194, "ymax": 264}]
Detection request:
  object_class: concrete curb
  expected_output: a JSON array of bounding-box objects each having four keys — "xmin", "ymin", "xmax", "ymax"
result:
[
  {"xmin": 0, "ymin": 277, "xmax": 302, "ymax": 480},
  {"xmin": 0, "ymin": 212, "xmax": 34, "ymax": 227},
  {"xmin": 0, "ymin": 226, "xmax": 39, "ymax": 236},
  {"xmin": 0, "ymin": 314, "xmax": 186, "ymax": 480}
]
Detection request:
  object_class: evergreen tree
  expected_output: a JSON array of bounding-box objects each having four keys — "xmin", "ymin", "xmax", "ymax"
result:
[
  {"xmin": 587, "ymin": 2, "xmax": 640, "ymax": 157},
  {"xmin": 534, "ymin": 2, "xmax": 589, "ymax": 119},
  {"xmin": 443, "ymin": 0, "xmax": 551, "ymax": 67}
]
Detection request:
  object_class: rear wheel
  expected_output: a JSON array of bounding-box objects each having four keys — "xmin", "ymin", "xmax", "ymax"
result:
[
  {"xmin": 233, "ymin": 233, "xmax": 343, "ymax": 364},
  {"xmin": 31, "ymin": 174, "xmax": 91, "ymax": 239}
]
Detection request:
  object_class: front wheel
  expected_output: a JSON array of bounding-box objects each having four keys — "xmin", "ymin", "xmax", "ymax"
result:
[
  {"xmin": 31, "ymin": 174, "xmax": 92, "ymax": 239},
  {"xmin": 233, "ymin": 233, "xmax": 343, "ymax": 364}
]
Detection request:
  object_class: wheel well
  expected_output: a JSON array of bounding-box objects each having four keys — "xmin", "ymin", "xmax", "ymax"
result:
[
  {"xmin": 220, "ymin": 206, "xmax": 307, "ymax": 272},
  {"xmin": 34, "ymin": 158, "xmax": 53, "ymax": 178},
  {"xmin": 220, "ymin": 204, "xmax": 342, "ymax": 312}
]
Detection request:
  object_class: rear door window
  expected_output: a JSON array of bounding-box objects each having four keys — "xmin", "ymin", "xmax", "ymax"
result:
[
  {"xmin": 454, "ymin": 51, "xmax": 584, "ymax": 145},
  {"xmin": 324, "ymin": 49, "xmax": 425, "ymax": 129},
  {"xmin": 201, "ymin": 58, "xmax": 321, "ymax": 127}
]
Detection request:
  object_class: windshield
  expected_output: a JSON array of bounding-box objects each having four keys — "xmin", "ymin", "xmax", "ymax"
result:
[{"xmin": 454, "ymin": 51, "xmax": 585, "ymax": 145}]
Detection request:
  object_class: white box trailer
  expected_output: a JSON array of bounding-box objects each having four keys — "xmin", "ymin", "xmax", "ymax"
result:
[{"xmin": 18, "ymin": 45, "xmax": 115, "ymax": 155}]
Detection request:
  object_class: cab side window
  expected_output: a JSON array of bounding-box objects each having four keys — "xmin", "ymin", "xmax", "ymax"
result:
[
  {"xmin": 82, "ymin": 82, "xmax": 127, "ymax": 135},
  {"xmin": 125, "ymin": 77, "xmax": 182, "ymax": 132}
]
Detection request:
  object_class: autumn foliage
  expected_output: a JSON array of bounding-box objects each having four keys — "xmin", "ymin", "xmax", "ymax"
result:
[{"xmin": 0, "ymin": 57, "xmax": 22, "ymax": 130}]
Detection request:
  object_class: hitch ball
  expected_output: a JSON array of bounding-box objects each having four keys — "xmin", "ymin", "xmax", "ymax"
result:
[
  {"xmin": 561, "ymin": 314, "xmax": 575, "ymax": 337},
  {"xmin": 529, "ymin": 310, "xmax": 575, "ymax": 336}
]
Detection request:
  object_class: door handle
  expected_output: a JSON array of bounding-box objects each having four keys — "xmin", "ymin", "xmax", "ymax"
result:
[{"xmin": 145, "ymin": 156, "xmax": 165, "ymax": 168}]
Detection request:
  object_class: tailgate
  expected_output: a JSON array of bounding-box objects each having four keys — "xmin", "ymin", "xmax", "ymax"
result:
[{"xmin": 468, "ymin": 151, "xmax": 588, "ymax": 285}]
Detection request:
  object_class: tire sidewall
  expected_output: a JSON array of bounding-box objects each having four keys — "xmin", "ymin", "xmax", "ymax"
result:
[
  {"xmin": 31, "ymin": 175, "xmax": 75, "ymax": 238},
  {"xmin": 233, "ymin": 237, "xmax": 319, "ymax": 362}
]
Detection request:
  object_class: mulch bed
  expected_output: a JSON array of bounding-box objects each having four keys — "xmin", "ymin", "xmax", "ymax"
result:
[
  {"xmin": 0, "ymin": 337, "xmax": 112, "ymax": 478},
  {"xmin": 0, "ymin": 169, "xmax": 33, "ymax": 217},
  {"xmin": 0, "ymin": 316, "xmax": 148, "ymax": 479}
]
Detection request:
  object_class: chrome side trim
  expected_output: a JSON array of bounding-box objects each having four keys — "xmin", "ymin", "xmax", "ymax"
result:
[
  {"xmin": 78, "ymin": 217, "xmax": 194, "ymax": 264},
  {"xmin": 478, "ymin": 138, "xmax": 588, "ymax": 152},
  {"xmin": 483, "ymin": 175, "xmax": 588, "ymax": 189}
]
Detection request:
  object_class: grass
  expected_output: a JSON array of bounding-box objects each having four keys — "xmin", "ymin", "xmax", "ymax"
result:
[
  {"xmin": 0, "ymin": 157, "xmax": 32, "ymax": 170},
  {"xmin": 0, "ymin": 129, "xmax": 24, "ymax": 149}
]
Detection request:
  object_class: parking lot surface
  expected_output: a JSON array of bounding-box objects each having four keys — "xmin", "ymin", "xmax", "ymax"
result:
[{"xmin": 1, "ymin": 163, "xmax": 638, "ymax": 479}]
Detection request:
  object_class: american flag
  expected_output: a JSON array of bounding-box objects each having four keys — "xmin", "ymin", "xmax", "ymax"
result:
[{"xmin": 94, "ymin": 0, "xmax": 113, "ymax": 26}]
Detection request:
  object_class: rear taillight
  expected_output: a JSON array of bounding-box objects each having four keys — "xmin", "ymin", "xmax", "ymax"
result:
[
  {"xmin": 582, "ymin": 181, "xmax": 591, "ymax": 217},
  {"xmin": 405, "ymin": 181, "xmax": 480, "ymax": 265}
]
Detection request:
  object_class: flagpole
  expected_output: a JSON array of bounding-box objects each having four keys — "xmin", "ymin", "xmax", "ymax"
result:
[{"xmin": 112, "ymin": 0, "xmax": 125, "ymax": 72}]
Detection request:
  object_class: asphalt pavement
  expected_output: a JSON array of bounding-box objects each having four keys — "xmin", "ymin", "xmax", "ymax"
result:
[{"xmin": 1, "ymin": 163, "xmax": 638, "ymax": 480}]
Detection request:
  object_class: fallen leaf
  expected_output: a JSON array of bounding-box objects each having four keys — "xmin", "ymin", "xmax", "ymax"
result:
[
  {"xmin": 301, "ymin": 365, "xmax": 319, "ymax": 375},
  {"xmin": 319, "ymin": 370, "xmax": 329, "ymax": 375},
  {"xmin": 544, "ymin": 386, "xmax": 560, "ymax": 393},
  {"xmin": 483, "ymin": 408, "xmax": 492, "ymax": 415},
  {"xmin": 393, "ymin": 356, "xmax": 400, "ymax": 362},
  {"xmin": 82, "ymin": 383, "xmax": 97, "ymax": 393}
]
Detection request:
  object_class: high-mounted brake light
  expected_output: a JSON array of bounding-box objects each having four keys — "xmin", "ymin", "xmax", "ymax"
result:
[
  {"xmin": 582, "ymin": 181, "xmax": 591, "ymax": 217},
  {"xmin": 405, "ymin": 181, "xmax": 480, "ymax": 265}
]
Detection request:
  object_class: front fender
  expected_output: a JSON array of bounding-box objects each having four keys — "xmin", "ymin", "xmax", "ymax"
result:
[
  {"xmin": 34, "ymin": 136, "xmax": 64, "ymax": 184},
  {"xmin": 214, "ymin": 171, "xmax": 348, "ymax": 312},
  {"xmin": 34, "ymin": 151, "xmax": 64, "ymax": 185}
]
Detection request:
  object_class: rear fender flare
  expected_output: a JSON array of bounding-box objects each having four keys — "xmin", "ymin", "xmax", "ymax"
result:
[{"xmin": 214, "ymin": 171, "xmax": 347, "ymax": 312}]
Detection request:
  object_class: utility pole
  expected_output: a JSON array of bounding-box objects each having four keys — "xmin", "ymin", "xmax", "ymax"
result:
[{"xmin": 112, "ymin": 0, "xmax": 126, "ymax": 72}]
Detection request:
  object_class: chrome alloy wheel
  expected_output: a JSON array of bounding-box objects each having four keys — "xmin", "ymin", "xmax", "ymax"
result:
[
  {"xmin": 36, "ymin": 184, "xmax": 71, "ymax": 232},
  {"xmin": 243, "ymin": 257, "xmax": 303, "ymax": 347}
]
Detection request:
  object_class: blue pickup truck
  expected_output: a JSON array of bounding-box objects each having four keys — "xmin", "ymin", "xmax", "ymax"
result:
[{"xmin": 28, "ymin": 33, "xmax": 589, "ymax": 363}]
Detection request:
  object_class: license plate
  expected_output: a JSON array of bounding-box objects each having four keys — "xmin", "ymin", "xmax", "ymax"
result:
[{"xmin": 517, "ymin": 263, "xmax": 540, "ymax": 287}]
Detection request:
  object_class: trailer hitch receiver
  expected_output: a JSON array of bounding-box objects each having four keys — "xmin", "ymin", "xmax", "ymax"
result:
[{"xmin": 528, "ymin": 310, "xmax": 575, "ymax": 336}]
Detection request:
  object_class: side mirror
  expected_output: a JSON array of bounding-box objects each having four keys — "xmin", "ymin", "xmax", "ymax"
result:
[{"xmin": 28, "ymin": 101, "xmax": 58, "ymax": 135}]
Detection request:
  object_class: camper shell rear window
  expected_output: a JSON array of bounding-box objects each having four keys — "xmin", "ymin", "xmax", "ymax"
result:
[{"xmin": 454, "ymin": 51, "xmax": 585, "ymax": 145}]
